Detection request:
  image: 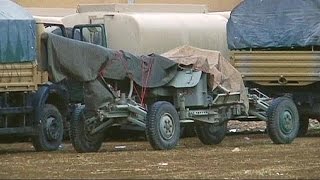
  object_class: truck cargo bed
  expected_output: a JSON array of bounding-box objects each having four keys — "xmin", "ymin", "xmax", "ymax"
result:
[
  {"xmin": 232, "ymin": 51, "xmax": 320, "ymax": 86},
  {"xmin": 0, "ymin": 62, "xmax": 48, "ymax": 92}
]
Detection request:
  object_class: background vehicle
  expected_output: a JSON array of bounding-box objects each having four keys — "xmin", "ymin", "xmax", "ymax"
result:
[
  {"xmin": 0, "ymin": 1, "xmax": 68, "ymax": 151},
  {"xmin": 56, "ymin": 4, "xmax": 230, "ymax": 58},
  {"xmin": 228, "ymin": 0, "xmax": 319, "ymax": 137}
]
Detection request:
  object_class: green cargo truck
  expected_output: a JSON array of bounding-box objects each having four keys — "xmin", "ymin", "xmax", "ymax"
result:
[
  {"xmin": 0, "ymin": 1, "xmax": 69, "ymax": 151},
  {"xmin": 228, "ymin": 0, "xmax": 320, "ymax": 137}
]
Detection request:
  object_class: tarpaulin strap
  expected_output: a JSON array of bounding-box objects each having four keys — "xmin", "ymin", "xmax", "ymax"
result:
[
  {"xmin": 140, "ymin": 56, "xmax": 154, "ymax": 106},
  {"xmin": 98, "ymin": 74, "xmax": 117, "ymax": 98},
  {"xmin": 96, "ymin": 58, "xmax": 118, "ymax": 98},
  {"xmin": 98, "ymin": 60, "xmax": 108, "ymax": 77}
]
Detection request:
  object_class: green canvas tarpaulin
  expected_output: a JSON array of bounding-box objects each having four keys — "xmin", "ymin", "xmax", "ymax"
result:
[{"xmin": 44, "ymin": 33, "xmax": 177, "ymax": 111}]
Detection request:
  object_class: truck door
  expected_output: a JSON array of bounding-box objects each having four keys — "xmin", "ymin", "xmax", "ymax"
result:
[
  {"xmin": 71, "ymin": 24, "xmax": 107, "ymax": 48},
  {"xmin": 44, "ymin": 23, "xmax": 67, "ymax": 37}
]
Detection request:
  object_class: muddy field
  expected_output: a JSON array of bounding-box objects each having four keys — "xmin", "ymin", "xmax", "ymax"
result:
[{"xmin": 0, "ymin": 127, "xmax": 320, "ymax": 179}]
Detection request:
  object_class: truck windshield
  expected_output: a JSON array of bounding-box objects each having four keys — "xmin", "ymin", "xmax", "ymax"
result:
[{"xmin": 72, "ymin": 24, "xmax": 107, "ymax": 47}]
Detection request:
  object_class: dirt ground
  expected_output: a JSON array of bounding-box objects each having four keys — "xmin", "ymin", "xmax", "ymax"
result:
[{"xmin": 0, "ymin": 127, "xmax": 320, "ymax": 179}]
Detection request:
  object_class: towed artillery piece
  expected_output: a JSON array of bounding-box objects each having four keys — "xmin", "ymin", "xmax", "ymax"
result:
[
  {"xmin": 70, "ymin": 70, "xmax": 299, "ymax": 152},
  {"xmin": 44, "ymin": 33, "xmax": 300, "ymax": 152}
]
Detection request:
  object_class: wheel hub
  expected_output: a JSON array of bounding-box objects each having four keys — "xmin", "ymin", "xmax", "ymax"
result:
[
  {"xmin": 83, "ymin": 116, "xmax": 100, "ymax": 141},
  {"xmin": 159, "ymin": 113, "xmax": 174, "ymax": 140},
  {"xmin": 45, "ymin": 116, "xmax": 60, "ymax": 141},
  {"xmin": 280, "ymin": 110, "xmax": 294, "ymax": 134}
]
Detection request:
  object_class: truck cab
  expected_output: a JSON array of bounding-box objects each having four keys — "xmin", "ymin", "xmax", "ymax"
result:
[{"xmin": 71, "ymin": 24, "xmax": 107, "ymax": 47}]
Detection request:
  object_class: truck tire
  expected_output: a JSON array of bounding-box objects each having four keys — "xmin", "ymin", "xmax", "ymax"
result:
[
  {"xmin": 297, "ymin": 116, "xmax": 309, "ymax": 137},
  {"xmin": 146, "ymin": 101, "xmax": 180, "ymax": 150},
  {"xmin": 267, "ymin": 97, "xmax": 299, "ymax": 144},
  {"xmin": 70, "ymin": 105, "xmax": 104, "ymax": 153},
  {"xmin": 180, "ymin": 123, "xmax": 196, "ymax": 138},
  {"xmin": 195, "ymin": 121, "xmax": 227, "ymax": 145},
  {"xmin": 32, "ymin": 104, "xmax": 64, "ymax": 151}
]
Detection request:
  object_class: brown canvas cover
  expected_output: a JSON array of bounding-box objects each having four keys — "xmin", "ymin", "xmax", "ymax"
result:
[{"xmin": 162, "ymin": 45, "xmax": 249, "ymax": 112}]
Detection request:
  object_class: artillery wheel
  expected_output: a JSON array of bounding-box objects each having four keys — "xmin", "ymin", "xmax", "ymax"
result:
[
  {"xmin": 146, "ymin": 101, "xmax": 180, "ymax": 150},
  {"xmin": 32, "ymin": 104, "xmax": 64, "ymax": 151},
  {"xmin": 70, "ymin": 105, "xmax": 105, "ymax": 153},
  {"xmin": 267, "ymin": 97, "xmax": 299, "ymax": 144},
  {"xmin": 297, "ymin": 116, "xmax": 309, "ymax": 137},
  {"xmin": 195, "ymin": 121, "xmax": 227, "ymax": 145}
]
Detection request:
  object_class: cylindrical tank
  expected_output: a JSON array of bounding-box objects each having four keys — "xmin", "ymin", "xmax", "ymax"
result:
[
  {"xmin": 104, "ymin": 13, "xmax": 229, "ymax": 57},
  {"xmin": 62, "ymin": 12, "xmax": 229, "ymax": 58}
]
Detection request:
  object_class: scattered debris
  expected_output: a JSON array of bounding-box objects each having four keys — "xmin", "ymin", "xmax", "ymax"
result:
[
  {"xmin": 58, "ymin": 144, "xmax": 64, "ymax": 150},
  {"xmin": 309, "ymin": 119, "xmax": 320, "ymax": 130},
  {"xmin": 229, "ymin": 129, "xmax": 238, "ymax": 133},
  {"xmin": 228, "ymin": 120, "xmax": 266, "ymax": 133},
  {"xmin": 115, "ymin": 145, "xmax": 126, "ymax": 150},
  {"xmin": 158, "ymin": 162, "xmax": 168, "ymax": 166},
  {"xmin": 232, "ymin": 147, "xmax": 241, "ymax": 152}
]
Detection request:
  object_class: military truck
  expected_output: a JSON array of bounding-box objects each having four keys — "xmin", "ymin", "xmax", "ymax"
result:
[
  {"xmin": 0, "ymin": 1, "xmax": 69, "ymax": 151},
  {"xmin": 228, "ymin": 0, "xmax": 320, "ymax": 137}
]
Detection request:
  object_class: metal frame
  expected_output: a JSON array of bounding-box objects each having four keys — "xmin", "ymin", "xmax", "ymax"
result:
[
  {"xmin": 0, "ymin": 91, "xmax": 33, "ymax": 135},
  {"xmin": 83, "ymin": 70, "xmax": 257, "ymax": 136}
]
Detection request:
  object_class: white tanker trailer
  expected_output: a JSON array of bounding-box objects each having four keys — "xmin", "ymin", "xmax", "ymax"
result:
[{"xmin": 59, "ymin": 11, "xmax": 230, "ymax": 58}]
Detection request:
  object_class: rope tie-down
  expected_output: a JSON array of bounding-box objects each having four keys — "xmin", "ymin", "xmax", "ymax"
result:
[
  {"xmin": 99, "ymin": 50, "xmax": 154, "ymax": 108},
  {"xmin": 140, "ymin": 56, "xmax": 154, "ymax": 107}
]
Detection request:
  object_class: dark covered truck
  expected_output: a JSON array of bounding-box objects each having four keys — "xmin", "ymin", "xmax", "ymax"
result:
[
  {"xmin": 228, "ymin": 0, "xmax": 320, "ymax": 138},
  {"xmin": 0, "ymin": 1, "xmax": 68, "ymax": 151}
]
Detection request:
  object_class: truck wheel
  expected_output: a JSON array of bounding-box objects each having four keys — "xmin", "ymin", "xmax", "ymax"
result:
[
  {"xmin": 146, "ymin": 101, "xmax": 180, "ymax": 150},
  {"xmin": 180, "ymin": 126, "xmax": 185, "ymax": 138},
  {"xmin": 180, "ymin": 123, "xmax": 196, "ymax": 138},
  {"xmin": 195, "ymin": 121, "xmax": 227, "ymax": 145},
  {"xmin": 297, "ymin": 116, "xmax": 309, "ymax": 137},
  {"xmin": 267, "ymin": 97, "xmax": 299, "ymax": 144},
  {"xmin": 32, "ymin": 104, "xmax": 64, "ymax": 151},
  {"xmin": 70, "ymin": 105, "xmax": 104, "ymax": 153}
]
